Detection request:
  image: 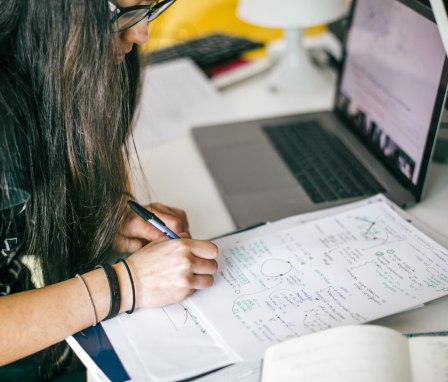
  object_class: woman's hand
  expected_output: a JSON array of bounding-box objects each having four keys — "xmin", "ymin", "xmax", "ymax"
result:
[
  {"xmin": 113, "ymin": 202, "xmax": 190, "ymax": 253},
  {"xmin": 123, "ymin": 236, "xmax": 218, "ymax": 308}
]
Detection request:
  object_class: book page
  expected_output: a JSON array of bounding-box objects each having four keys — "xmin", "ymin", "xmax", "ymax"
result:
[
  {"xmin": 262, "ymin": 325, "xmax": 411, "ymax": 382},
  {"xmin": 409, "ymin": 336, "xmax": 448, "ymax": 382},
  {"xmin": 189, "ymin": 201, "xmax": 448, "ymax": 360}
]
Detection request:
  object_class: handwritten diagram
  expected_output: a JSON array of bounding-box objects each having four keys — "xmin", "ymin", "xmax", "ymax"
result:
[
  {"xmin": 189, "ymin": 201, "xmax": 448, "ymax": 360},
  {"xmin": 162, "ymin": 303, "xmax": 207, "ymax": 334}
]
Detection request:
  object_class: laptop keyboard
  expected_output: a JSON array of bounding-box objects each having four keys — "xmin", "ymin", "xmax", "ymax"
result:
[{"xmin": 262, "ymin": 121, "xmax": 384, "ymax": 203}]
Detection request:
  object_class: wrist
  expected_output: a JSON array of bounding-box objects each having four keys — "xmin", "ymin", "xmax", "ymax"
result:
[
  {"xmin": 95, "ymin": 264, "xmax": 121, "ymax": 320},
  {"xmin": 113, "ymin": 262, "xmax": 134, "ymax": 314},
  {"xmin": 81, "ymin": 269, "xmax": 112, "ymax": 322}
]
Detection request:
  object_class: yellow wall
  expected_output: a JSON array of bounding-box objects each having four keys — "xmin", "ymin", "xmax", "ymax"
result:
[{"xmin": 143, "ymin": 0, "xmax": 326, "ymax": 53}]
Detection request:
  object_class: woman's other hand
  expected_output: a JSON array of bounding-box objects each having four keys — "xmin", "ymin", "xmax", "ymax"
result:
[
  {"xmin": 113, "ymin": 202, "xmax": 190, "ymax": 253},
  {"xmin": 122, "ymin": 237, "xmax": 218, "ymax": 308}
]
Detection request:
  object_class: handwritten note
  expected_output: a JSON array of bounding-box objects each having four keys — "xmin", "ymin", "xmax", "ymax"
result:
[{"xmin": 188, "ymin": 201, "xmax": 448, "ymax": 360}]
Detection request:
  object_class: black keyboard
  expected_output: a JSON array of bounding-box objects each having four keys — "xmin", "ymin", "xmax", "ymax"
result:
[
  {"xmin": 147, "ymin": 33, "xmax": 264, "ymax": 73},
  {"xmin": 263, "ymin": 121, "xmax": 384, "ymax": 203}
]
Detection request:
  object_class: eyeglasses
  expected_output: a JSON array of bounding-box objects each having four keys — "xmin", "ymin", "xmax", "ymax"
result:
[{"xmin": 108, "ymin": 0, "xmax": 176, "ymax": 33}]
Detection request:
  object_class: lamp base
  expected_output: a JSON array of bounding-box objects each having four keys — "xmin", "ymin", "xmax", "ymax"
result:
[{"xmin": 268, "ymin": 28, "xmax": 330, "ymax": 95}]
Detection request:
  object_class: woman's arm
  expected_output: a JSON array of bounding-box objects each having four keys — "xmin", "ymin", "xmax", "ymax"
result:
[
  {"xmin": 0, "ymin": 266, "xmax": 118, "ymax": 365},
  {"xmin": 0, "ymin": 237, "xmax": 218, "ymax": 366}
]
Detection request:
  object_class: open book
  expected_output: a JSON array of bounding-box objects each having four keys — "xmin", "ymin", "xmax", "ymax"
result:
[
  {"xmin": 262, "ymin": 325, "xmax": 448, "ymax": 382},
  {"xmin": 67, "ymin": 195, "xmax": 448, "ymax": 381}
]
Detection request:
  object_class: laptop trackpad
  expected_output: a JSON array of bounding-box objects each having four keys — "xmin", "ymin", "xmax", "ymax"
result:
[{"xmin": 204, "ymin": 142, "xmax": 296, "ymax": 195}]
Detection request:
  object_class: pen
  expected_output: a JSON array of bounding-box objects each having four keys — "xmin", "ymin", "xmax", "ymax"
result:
[{"xmin": 128, "ymin": 200, "xmax": 180, "ymax": 240}]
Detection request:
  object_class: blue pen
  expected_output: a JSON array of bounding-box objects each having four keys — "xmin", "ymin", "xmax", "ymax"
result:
[{"xmin": 128, "ymin": 200, "xmax": 180, "ymax": 240}]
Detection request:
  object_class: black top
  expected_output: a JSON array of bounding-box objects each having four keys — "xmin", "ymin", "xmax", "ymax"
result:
[{"xmin": 0, "ymin": 112, "xmax": 30, "ymax": 295}]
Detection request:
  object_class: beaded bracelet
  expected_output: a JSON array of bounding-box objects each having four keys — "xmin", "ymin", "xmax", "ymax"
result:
[
  {"xmin": 116, "ymin": 258, "xmax": 136, "ymax": 314},
  {"xmin": 95, "ymin": 263, "xmax": 121, "ymax": 320}
]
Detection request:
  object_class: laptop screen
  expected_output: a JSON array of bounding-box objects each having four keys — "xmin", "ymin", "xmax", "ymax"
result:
[{"xmin": 336, "ymin": 0, "xmax": 447, "ymax": 198}]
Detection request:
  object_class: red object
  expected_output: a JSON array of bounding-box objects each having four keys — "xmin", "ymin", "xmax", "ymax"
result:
[{"xmin": 205, "ymin": 58, "xmax": 251, "ymax": 77}]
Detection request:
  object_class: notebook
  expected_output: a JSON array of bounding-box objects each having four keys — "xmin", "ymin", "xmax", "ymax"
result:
[{"xmin": 192, "ymin": 0, "xmax": 448, "ymax": 228}]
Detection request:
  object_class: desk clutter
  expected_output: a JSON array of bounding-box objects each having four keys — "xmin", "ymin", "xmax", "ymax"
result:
[{"xmin": 146, "ymin": 33, "xmax": 264, "ymax": 77}]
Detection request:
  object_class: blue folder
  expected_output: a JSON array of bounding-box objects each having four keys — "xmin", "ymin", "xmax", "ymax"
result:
[{"xmin": 73, "ymin": 324, "xmax": 129, "ymax": 382}]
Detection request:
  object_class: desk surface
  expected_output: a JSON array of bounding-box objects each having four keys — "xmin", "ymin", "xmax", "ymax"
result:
[{"xmin": 131, "ymin": 61, "xmax": 448, "ymax": 241}]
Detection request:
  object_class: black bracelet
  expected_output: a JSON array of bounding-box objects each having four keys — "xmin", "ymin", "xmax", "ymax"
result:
[
  {"xmin": 115, "ymin": 258, "xmax": 136, "ymax": 314},
  {"xmin": 95, "ymin": 263, "xmax": 121, "ymax": 321}
]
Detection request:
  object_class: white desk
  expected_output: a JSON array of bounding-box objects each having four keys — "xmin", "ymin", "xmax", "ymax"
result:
[{"xmin": 130, "ymin": 57, "xmax": 448, "ymax": 338}]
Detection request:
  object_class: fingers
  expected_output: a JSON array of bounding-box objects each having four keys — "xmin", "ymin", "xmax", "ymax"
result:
[
  {"xmin": 192, "ymin": 257, "xmax": 218, "ymax": 275},
  {"xmin": 190, "ymin": 274, "xmax": 215, "ymax": 289},
  {"xmin": 126, "ymin": 238, "xmax": 219, "ymax": 309},
  {"xmin": 184, "ymin": 239, "xmax": 219, "ymax": 260},
  {"xmin": 117, "ymin": 202, "xmax": 190, "ymax": 254},
  {"xmin": 152, "ymin": 203, "xmax": 189, "ymax": 226},
  {"xmin": 118, "ymin": 212, "xmax": 163, "ymax": 243},
  {"xmin": 112, "ymin": 233, "xmax": 147, "ymax": 253},
  {"xmin": 172, "ymin": 240, "xmax": 218, "ymax": 287},
  {"xmin": 149, "ymin": 202, "xmax": 189, "ymax": 233}
]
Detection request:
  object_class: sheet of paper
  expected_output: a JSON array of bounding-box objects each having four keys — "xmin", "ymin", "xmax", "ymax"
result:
[
  {"xmin": 223, "ymin": 195, "xmax": 391, "ymax": 241},
  {"xmin": 189, "ymin": 200, "xmax": 448, "ymax": 360},
  {"xmin": 101, "ymin": 303, "xmax": 235, "ymax": 381},
  {"xmin": 131, "ymin": 58, "xmax": 236, "ymax": 150}
]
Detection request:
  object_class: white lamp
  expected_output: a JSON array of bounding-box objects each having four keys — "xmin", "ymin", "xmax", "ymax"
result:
[{"xmin": 237, "ymin": 0, "xmax": 347, "ymax": 94}]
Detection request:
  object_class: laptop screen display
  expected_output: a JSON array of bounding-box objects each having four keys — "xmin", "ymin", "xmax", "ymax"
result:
[{"xmin": 336, "ymin": 0, "xmax": 446, "ymax": 188}]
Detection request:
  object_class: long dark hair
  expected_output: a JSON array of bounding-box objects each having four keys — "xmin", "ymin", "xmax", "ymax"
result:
[{"xmin": 0, "ymin": 0, "xmax": 140, "ymax": 376}]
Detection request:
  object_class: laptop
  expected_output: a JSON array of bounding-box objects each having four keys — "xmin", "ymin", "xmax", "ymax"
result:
[{"xmin": 192, "ymin": 0, "xmax": 448, "ymax": 228}]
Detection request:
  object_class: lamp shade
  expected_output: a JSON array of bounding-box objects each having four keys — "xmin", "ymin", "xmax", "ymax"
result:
[{"xmin": 237, "ymin": 0, "xmax": 347, "ymax": 28}]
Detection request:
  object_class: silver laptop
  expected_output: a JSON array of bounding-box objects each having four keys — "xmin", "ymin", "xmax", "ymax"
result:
[{"xmin": 192, "ymin": 0, "xmax": 448, "ymax": 228}]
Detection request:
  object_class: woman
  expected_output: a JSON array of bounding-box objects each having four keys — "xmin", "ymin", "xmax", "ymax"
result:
[{"xmin": 0, "ymin": 0, "xmax": 218, "ymax": 379}]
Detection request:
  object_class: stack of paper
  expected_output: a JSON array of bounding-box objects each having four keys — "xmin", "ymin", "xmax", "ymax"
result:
[
  {"xmin": 131, "ymin": 58, "xmax": 236, "ymax": 150},
  {"xmin": 74, "ymin": 195, "xmax": 448, "ymax": 381}
]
